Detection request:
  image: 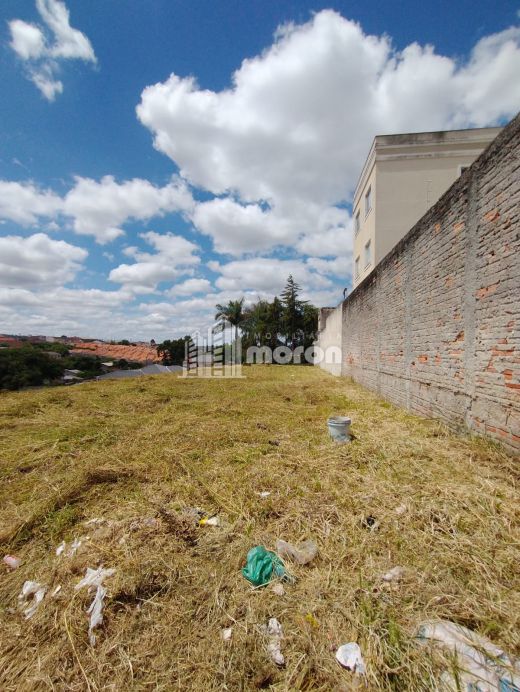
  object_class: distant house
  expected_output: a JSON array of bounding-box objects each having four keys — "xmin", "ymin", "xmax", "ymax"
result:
[
  {"xmin": 62, "ymin": 369, "xmax": 83, "ymax": 384},
  {"xmin": 352, "ymin": 126, "xmax": 502, "ymax": 287},
  {"xmin": 70, "ymin": 341, "xmax": 161, "ymax": 364}
]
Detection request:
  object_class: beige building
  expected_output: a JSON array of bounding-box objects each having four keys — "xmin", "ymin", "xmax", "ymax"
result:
[{"xmin": 352, "ymin": 126, "xmax": 502, "ymax": 287}]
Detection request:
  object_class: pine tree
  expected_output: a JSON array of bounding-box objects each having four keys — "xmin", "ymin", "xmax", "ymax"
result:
[{"xmin": 280, "ymin": 275, "xmax": 306, "ymax": 349}]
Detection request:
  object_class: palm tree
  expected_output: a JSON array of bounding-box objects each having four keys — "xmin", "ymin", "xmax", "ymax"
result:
[{"xmin": 215, "ymin": 298, "xmax": 245, "ymax": 343}]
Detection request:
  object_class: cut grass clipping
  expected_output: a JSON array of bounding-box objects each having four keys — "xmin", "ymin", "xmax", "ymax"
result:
[{"xmin": 0, "ymin": 366, "xmax": 518, "ymax": 690}]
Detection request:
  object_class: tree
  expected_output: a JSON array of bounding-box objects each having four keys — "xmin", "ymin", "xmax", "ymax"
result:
[
  {"xmin": 156, "ymin": 337, "xmax": 189, "ymax": 365},
  {"xmin": 215, "ymin": 298, "xmax": 245, "ymax": 343},
  {"xmin": 0, "ymin": 346, "xmax": 64, "ymax": 390},
  {"xmin": 280, "ymin": 275, "xmax": 307, "ymax": 350}
]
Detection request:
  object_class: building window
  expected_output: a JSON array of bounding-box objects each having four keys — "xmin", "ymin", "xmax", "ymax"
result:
[
  {"xmin": 364, "ymin": 239, "xmax": 371, "ymax": 268},
  {"xmin": 355, "ymin": 256, "xmax": 360, "ymax": 279},
  {"xmin": 354, "ymin": 210, "xmax": 360, "ymax": 236},
  {"xmin": 365, "ymin": 186, "xmax": 372, "ymax": 216}
]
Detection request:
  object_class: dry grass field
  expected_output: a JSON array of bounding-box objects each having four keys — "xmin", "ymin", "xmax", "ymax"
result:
[{"xmin": 0, "ymin": 366, "xmax": 518, "ymax": 690}]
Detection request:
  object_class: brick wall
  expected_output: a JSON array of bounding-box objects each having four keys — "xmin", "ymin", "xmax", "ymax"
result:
[{"xmin": 317, "ymin": 114, "xmax": 520, "ymax": 453}]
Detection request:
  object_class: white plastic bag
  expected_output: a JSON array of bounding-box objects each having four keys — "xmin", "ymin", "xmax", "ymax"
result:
[
  {"xmin": 276, "ymin": 539, "xmax": 318, "ymax": 565},
  {"xmin": 417, "ymin": 620, "xmax": 520, "ymax": 691},
  {"xmin": 336, "ymin": 642, "xmax": 366, "ymax": 674},
  {"xmin": 75, "ymin": 567, "xmax": 115, "ymax": 645},
  {"xmin": 18, "ymin": 580, "xmax": 46, "ymax": 619}
]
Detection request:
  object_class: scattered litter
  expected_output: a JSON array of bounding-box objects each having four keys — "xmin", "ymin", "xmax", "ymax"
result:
[
  {"xmin": 417, "ymin": 620, "xmax": 520, "ymax": 692},
  {"xmin": 199, "ymin": 516, "xmax": 221, "ymax": 527},
  {"xmin": 336, "ymin": 642, "xmax": 366, "ymax": 674},
  {"xmin": 56, "ymin": 538, "xmax": 82, "ymax": 558},
  {"xmin": 381, "ymin": 566, "xmax": 406, "ymax": 582},
  {"xmin": 3, "ymin": 555, "xmax": 21, "ymax": 570},
  {"xmin": 261, "ymin": 618, "xmax": 284, "ymax": 666},
  {"xmin": 362, "ymin": 515, "xmax": 379, "ymax": 531},
  {"xmin": 51, "ymin": 585, "xmax": 62, "ymax": 598},
  {"xmin": 18, "ymin": 581, "xmax": 46, "ymax": 619},
  {"xmin": 68, "ymin": 538, "xmax": 81, "ymax": 557},
  {"xmin": 276, "ymin": 539, "xmax": 318, "ymax": 565},
  {"xmin": 87, "ymin": 585, "xmax": 107, "ymax": 646},
  {"xmin": 75, "ymin": 566, "xmax": 116, "ymax": 591},
  {"xmin": 304, "ymin": 612, "xmax": 319, "ymax": 629},
  {"xmin": 242, "ymin": 546, "xmax": 289, "ymax": 587},
  {"xmin": 75, "ymin": 567, "xmax": 116, "ymax": 645},
  {"xmin": 257, "ymin": 491, "xmax": 271, "ymax": 498},
  {"xmin": 221, "ymin": 627, "xmax": 233, "ymax": 642},
  {"xmin": 395, "ymin": 504, "xmax": 407, "ymax": 515},
  {"xmin": 271, "ymin": 583, "xmax": 285, "ymax": 596}
]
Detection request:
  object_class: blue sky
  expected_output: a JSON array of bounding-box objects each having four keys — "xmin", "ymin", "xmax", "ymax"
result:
[{"xmin": 1, "ymin": 0, "xmax": 519, "ymax": 341}]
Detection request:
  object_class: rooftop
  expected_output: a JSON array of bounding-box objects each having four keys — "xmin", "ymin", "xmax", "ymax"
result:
[
  {"xmin": 70, "ymin": 341, "xmax": 162, "ymax": 363},
  {"xmin": 353, "ymin": 125, "xmax": 503, "ymax": 204}
]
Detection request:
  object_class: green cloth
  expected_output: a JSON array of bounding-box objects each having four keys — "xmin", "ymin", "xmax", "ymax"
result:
[{"xmin": 241, "ymin": 545, "xmax": 287, "ymax": 587}]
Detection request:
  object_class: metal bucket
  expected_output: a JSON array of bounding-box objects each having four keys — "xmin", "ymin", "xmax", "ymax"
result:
[{"xmin": 327, "ymin": 416, "xmax": 352, "ymax": 443}]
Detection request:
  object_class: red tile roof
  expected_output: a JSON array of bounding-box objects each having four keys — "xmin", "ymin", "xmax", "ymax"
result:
[{"xmin": 70, "ymin": 342, "xmax": 161, "ymax": 363}]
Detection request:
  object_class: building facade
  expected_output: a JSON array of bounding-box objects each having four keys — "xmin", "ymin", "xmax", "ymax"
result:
[{"xmin": 352, "ymin": 126, "xmax": 502, "ymax": 287}]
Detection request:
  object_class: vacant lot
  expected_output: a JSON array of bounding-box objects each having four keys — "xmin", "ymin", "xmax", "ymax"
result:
[{"xmin": 0, "ymin": 366, "xmax": 518, "ymax": 690}]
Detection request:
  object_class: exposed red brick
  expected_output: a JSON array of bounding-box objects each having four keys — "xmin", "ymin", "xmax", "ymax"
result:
[
  {"xmin": 484, "ymin": 209, "xmax": 500, "ymax": 222},
  {"xmin": 491, "ymin": 347, "xmax": 515, "ymax": 356},
  {"xmin": 476, "ymin": 283, "xmax": 499, "ymax": 299}
]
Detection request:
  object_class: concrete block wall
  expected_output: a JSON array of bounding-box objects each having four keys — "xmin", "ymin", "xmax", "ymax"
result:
[{"xmin": 317, "ymin": 114, "xmax": 520, "ymax": 453}]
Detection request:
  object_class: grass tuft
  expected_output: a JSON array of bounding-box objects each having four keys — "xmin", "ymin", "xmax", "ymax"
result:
[{"xmin": 0, "ymin": 366, "xmax": 518, "ymax": 690}]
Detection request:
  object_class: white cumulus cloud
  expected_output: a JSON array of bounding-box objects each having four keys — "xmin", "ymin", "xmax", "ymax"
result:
[
  {"xmin": 63, "ymin": 175, "xmax": 194, "ymax": 243},
  {"xmin": 0, "ymin": 181, "xmax": 62, "ymax": 225},
  {"xmin": 0, "ymin": 233, "xmax": 87, "ymax": 288},
  {"xmin": 138, "ymin": 11, "xmax": 520, "ymax": 259},
  {"xmin": 210, "ymin": 257, "xmax": 332, "ymax": 294},
  {"xmin": 109, "ymin": 231, "xmax": 200, "ymax": 293},
  {"xmin": 0, "ymin": 176, "xmax": 194, "ymax": 244},
  {"xmin": 168, "ymin": 278, "xmax": 212, "ymax": 296},
  {"xmin": 9, "ymin": 0, "xmax": 96, "ymax": 100}
]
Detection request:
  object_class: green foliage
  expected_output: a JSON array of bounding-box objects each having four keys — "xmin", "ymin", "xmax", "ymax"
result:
[
  {"xmin": 0, "ymin": 346, "xmax": 65, "ymax": 390},
  {"xmin": 0, "ymin": 345, "xmax": 109, "ymax": 389},
  {"xmin": 42, "ymin": 504, "xmax": 80, "ymax": 540},
  {"xmin": 156, "ymin": 336, "xmax": 189, "ymax": 365},
  {"xmin": 215, "ymin": 298, "xmax": 245, "ymax": 327},
  {"xmin": 32, "ymin": 341, "xmax": 71, "ymax": 356},
  {"xmin": 61, "ymin": 354, "xmax": 103, "ymax": 378},
  {"xmin": 229, "ymin": 276, "xmax": 319, "ymax": 357}
]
